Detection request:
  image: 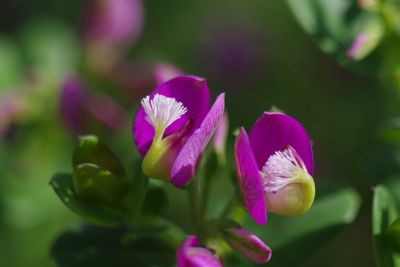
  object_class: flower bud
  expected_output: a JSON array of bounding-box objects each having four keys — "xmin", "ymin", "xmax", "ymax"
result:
[
  {"xmin": 347, "ymin": 20, "xmax": 384, "ymax": 61},
  {"xmin": 177, "ymin": 235, "xmax": 223, "ymax": 267},
  {"xmin": 72, "ymin": 163, "xmax": 132, "ymax": 210},
  {"xmin": 212, "ymin": 112, "xmax": 228, "ymax": 164},
  {"xmin": 220, "ymin": 221, "xmax": 271, "ymax": 264}
]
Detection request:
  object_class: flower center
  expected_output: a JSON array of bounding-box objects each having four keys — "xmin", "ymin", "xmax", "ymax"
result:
[
  {"xmin": 141, "ymin": 94, "xmax": 187, "ymax": 138},
  {"xmin": 262, "ymin": 146, "xmax": 308, "ymax": 194}
]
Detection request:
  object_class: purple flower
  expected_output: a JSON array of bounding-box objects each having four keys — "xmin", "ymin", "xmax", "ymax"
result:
[
  {"xmin": 234, "ymin": 112, "xmax": 315, "ymax": 224},
  {"xmin": 84, "ymin": 0, "xmax": 143, "ymax": 48},
  {"xmin": 133, "ymin": 75, "xmax": 225, "ymax": 187},
  {"xmin": 177, "ymin": 235, "xmax": 223, "ymax": 267},
  {"xmin": 220, "ymin": 221, "xmax": 271, "ymax": 264},
  {"xmin": 60, "ymin": 75, "xmax": 126, "ymax": 134}
]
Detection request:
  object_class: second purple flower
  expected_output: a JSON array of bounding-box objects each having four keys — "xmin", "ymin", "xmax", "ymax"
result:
[{"xmin": 234, "ymin": 112, "xmax": 315, "ymax": 224}]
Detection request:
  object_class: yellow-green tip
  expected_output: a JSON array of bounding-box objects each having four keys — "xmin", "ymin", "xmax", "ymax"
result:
[{"xmin": 266, "ymin": 170, "xmax": 315, "ymax": 216}]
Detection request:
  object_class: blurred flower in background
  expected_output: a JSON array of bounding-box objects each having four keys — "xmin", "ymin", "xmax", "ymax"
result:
[
  {"xmin": 197, "ymin": 16, "xmax": 268, "ymax": 88},
  {"xmin": 82, "ymin": 0, "xmax": 144, "ymax": 73},
  {"xmin": 0, "ymin": 90, "xmax": 27, "ymax": 139},
  {"xmin": 60, "ymin": 75, "xmax": 126, "ymax": 135}
]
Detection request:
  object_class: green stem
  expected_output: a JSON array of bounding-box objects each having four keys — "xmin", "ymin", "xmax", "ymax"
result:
[
  {"xmin": 188, "ymin": 180, "xmax": 203, "ymax": 233},
  {"xmin": 221, "ymin": 190, "xmax": 238, "ymax": 219}
]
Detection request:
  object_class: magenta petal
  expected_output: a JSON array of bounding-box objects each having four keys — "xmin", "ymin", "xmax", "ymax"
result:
[
  {"xmin": 234, "ymin": 128, "xmax": 267, "ymax": 225},
  {"xmin": 186, "ymin": 248, "xmax": 223, "ymax": 267},
  {"xmin": 177, "ymin": 236, "xmax": 222, "ymax": 267},
  {"xmin": 171, "ymin": 93, "xmax": 225, "ymax": 188},
  {"xmin": 133, "ymin": 75, "xmax": 210, "ymax": 155},
  {"xmin": 177, "ymin": 236, "xmax": 198, "ymax": 267},
  {"xmin": 249, "ymin": 112, "xmax": 314, "ymax": 175}
]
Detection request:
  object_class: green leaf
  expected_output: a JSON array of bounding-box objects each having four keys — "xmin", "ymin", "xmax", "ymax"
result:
[
  {"xmin": 50, "ymin": 173, "xmax": 123, "ymax": 227},
  {"xmin": 122, "ymin": 218, "xmax": 186, "ymax": 248},
  {"xmin": 387, "ymin": 218, "xmax": 400, "ymax": 252},
  {"xmin": 372, "ymin": 185, "xmax": 400, "ymax": 267},
  {"xmin": 379, "ymin": 118, "xmax": 400, "ymax": 145},
  {"xmin": 242, "ymin": 187, "xmax": 360, "ymax": 267},
  {"xmin": 73, "ymin": 135, "xmax": 126, "ymax": 178},
  {"xmin": 51, "ymin": 225, "xmax": 175, "ymax": 267},
  {"xmin": 286, "ymin": 0, "xmax": 382, "ymax": 73}
]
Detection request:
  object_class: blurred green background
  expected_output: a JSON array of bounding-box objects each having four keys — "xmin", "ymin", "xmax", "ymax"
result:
[{"xmin": 1, "ymin": 0, "xmax": 399, "ymax": 266}]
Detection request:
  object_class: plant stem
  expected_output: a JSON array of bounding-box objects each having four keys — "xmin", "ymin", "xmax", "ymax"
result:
[
  {"xmin": 221, "ymin": 190, "xmax": 238, "ymax": 219},
  {"xmin": 188, "ymin": 180, "xmax": 203, "ymax": 234}
]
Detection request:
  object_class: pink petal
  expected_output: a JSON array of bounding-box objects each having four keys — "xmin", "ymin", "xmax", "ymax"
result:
[
  {"xmin": 171, "ymin": 93, "xmax": 225, "ymax": 188},
  {"xmin": 234, "ymin": 128, "xmax": 267, "ymax": 225},
  {"xmin": 177, "ymin": 236, "xmax": 223, "ymax": 267},
  {"xmin": 249, "ymin": 112, "xmax": 314, "ymax": 175}
]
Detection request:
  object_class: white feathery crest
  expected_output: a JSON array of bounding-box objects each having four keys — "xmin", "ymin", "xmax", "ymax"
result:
[
  {"xmin": 262, "ymin": 146, "xmax": 307, "ymax": 194},
  {"xmin": 141, "ymin": 94, "xmax": 187, "ymax": 131}
]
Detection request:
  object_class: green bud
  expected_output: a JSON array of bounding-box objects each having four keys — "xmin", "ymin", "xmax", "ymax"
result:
[
  {"xmin": 73, "ymin": 163, "xmax": 132, "ymax": 208},
  {"xmin": 73, "ymin": 135, "xmax": 126, "ymax": 178}
]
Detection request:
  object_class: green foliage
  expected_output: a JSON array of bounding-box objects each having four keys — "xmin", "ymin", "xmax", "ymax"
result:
[
  {"xmin": 0, "ymin": 37, "xmax": 22, "ymax": 89},
  {"xmin": 50, "ymin": 173, "xmax": 124, "ymax": 227},
  {"xmin": 238, "ymin": 187, "xmax": 360, "ymax": 267},
  {"xmin": 387, "ymin": 218, "xmax": 400, "ymax": 252},
  {"xmin": 286, "ymin": 0, "xmax": 381, "ymax": 73},
  {"xmin": 51, "ymin": 225, "xmax": 176, "ymax": 267},
  {"xmin": 19, "ymin": 18, "xmax": 80, "ymax": 84},
  {"xmin": 141, "ymin": 186, "xmax": 168, "ymax": 218},
  {"xmin": 372, "ymin": 185, "xmax": 400, "ymax": 267},
  {"xmin": 128, "ymin": 160, "xmax": 150, "ymax": 222}
]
